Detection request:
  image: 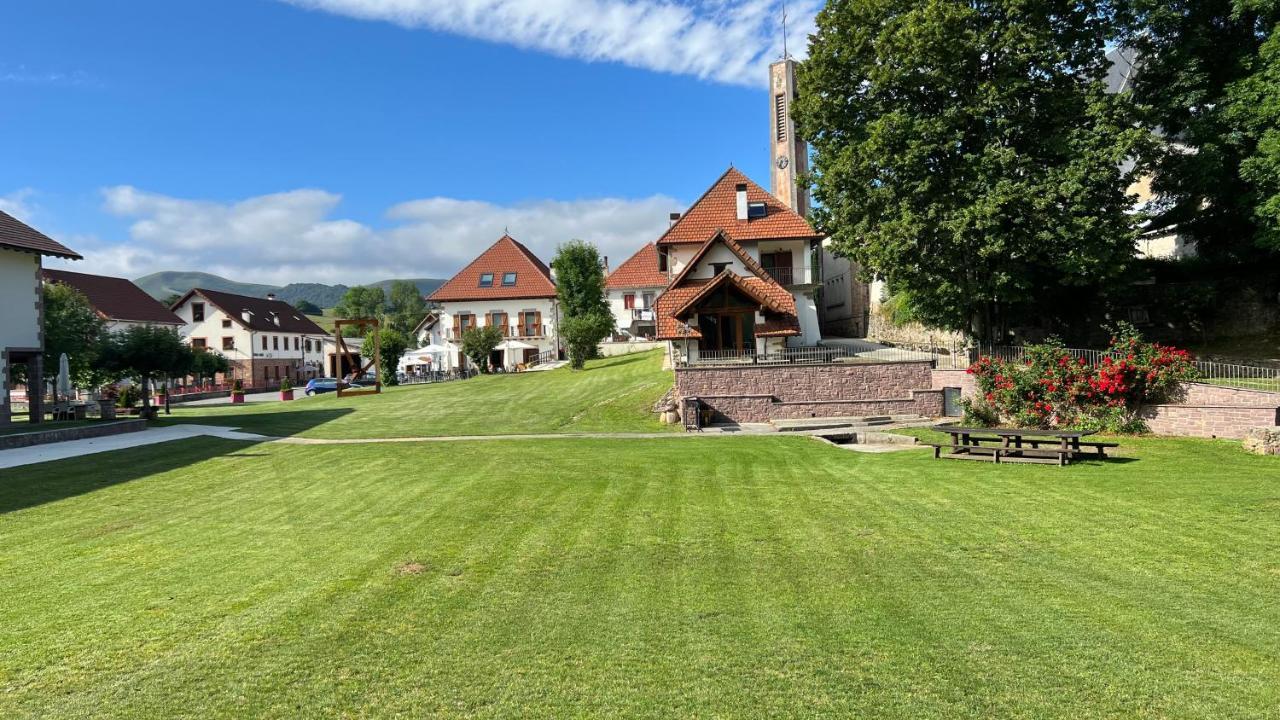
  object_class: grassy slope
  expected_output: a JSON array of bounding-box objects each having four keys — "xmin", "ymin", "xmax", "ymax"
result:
[
  {"xmin": 1, "ymin": 435, "xmax": 1277, "ymax": 718},
  {"xmin": 161, "ymin": 350, "xmax": 674, "ymax": 438}
]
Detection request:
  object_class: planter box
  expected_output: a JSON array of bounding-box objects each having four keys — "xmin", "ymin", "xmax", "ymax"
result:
[
  {"xmin": 280, "ymin": 390, "xmax": 294, "ymax": 401},
  {"xmin": 231, "ymin": 393, "xmax": 246, "ymax": 404},
  {"xmin": 98, "ymin": 400, "xmax": 117, "ymax": 420}
]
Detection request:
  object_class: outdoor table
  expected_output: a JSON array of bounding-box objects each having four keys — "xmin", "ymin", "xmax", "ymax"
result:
[{"xmin": 930, "ymin": 424, "xmax": 1105, "ymax": 465}]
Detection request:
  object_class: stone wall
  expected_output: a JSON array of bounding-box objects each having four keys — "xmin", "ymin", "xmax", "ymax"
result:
[
  {"xmin": 931, "ymin": 369, "xmax": 976, "ymax": 397},
  {"xmin": 1141, "ymin": 383, "xmax": 1280, "ymax": 439},
  {"xmin": 675, "ymin": 361, "xmax": 941, "ymax": 423},
  {"xmin": 0, "ymin": 419, "xmax": 146, "ymax": 451}
]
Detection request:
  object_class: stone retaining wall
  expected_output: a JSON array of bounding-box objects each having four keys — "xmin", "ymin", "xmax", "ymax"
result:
[
  {"xmin": 0, "ymin": 419, "xmax": 147, "ymax": 451},
  {"xmin": 1141, "ymin": 383, "xmax": 1280, "ymax": 439},
  {"xmin": 675, "ymin": 361, "xmax": 941, "ymax": 423}
]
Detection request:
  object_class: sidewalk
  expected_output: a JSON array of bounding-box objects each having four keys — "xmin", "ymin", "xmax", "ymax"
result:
[{"xmin": 0, "ymin": 424, "xmax": 271, "ymax": 470}]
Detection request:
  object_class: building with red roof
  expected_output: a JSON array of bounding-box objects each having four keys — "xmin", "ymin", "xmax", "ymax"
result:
[
  {"xmin": 1, "ymin": 210, "xmax": 82, "ymax": 425},
  {"xmin": 651, "ymin": 167, "xmax": 823, "ymax": 361},
  {"xmin": 427, "ymin": 234, "xmax": 561, "ymax": 370},
  {"xmin": 42, "ymin": 269, "xmax": 183, "ymax": 332},
  {"xmin": 603, "ymin": 243, "xmax": 668, "ymax": 339}
]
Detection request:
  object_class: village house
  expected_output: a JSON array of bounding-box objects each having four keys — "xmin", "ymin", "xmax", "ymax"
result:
[
  {"xmin": 170, "ymin": 288, "xmax": 328, "ymax": 386},
  {"xmin": 604, "ymin": 242, "xmax": 667, "ymax": 339},
  {"xmin": 0, "ymin": 211, "xmax": 82, "ymax": 425},
  {"xmin": 427, "ymin": 234, "xmax": 560, "ymax": 371},
  {"xmin": 42, "ymin": 269, "xmax": 183, "ymax": 332},
  {"xmin": 653, "ymin": 167, "xmax": 823, "ymax": 361}
]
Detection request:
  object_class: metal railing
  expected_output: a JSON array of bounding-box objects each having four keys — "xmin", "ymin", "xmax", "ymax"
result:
[
  {"xmin": 630, "ymin": 308, "xmax": 655, "ymax": 321},
  {"xmin": 674, "ymin": 342, "xmax": 971, "ymax": 369},
  {"xmin": 978, "ymin": 344, "xmax": 1280, "ymax": 393},
  {"xmin": 446, "ymin": 325, "xmax": 546, "ymax": 340},
  {"xmin": 760, "ymin": 265, "xmax": 817, "ymax": 286},
  {"xmin": 526, "ymin": 350, "xmax": 559, "ymax": 368}
]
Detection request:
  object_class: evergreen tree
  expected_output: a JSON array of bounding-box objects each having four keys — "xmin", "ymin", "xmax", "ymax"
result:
[{"xmin": 794, "ymin": 0, "xmax": 1148, "ymax": 342}]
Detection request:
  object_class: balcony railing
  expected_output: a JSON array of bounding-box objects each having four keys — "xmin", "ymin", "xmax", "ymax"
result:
[
  {"xmin": 630, "ymin": 308, "xmax": 655, "ymax": 322},
  {"xmin": 674, "ymin": 343, "xmax": 971, "ymax": 369},
  {"xmin": 760, "ymin": 265, "xmax": 816, "ymax": 286},
  {"xmin": 446, "ymin": 325, "xmax": 547, "ymax": 340}
]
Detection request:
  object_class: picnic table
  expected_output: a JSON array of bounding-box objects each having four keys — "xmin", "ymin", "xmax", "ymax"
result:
[{"xmin": 929, "ymin": 425, "xmax": 1118, "ymax": 466}]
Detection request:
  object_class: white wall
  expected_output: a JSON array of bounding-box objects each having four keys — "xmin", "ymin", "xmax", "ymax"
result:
[
  {"xmin": 438, "ymin": 297, "xmax": 559, "ymax": 369},
  {"xmin": 0, "ymin": 249, "xmax": 41, "ymax": 420},
  {"xmin": 606, "ymin": 286, "xmax": 661, "ymax": 337},
  {"xmin": 0, "ymin": 250, "xmax": 40, "ymax": 352},
  {"xmin": 173, "ymin": 297, "xmax": 324, "ymax": 376}
]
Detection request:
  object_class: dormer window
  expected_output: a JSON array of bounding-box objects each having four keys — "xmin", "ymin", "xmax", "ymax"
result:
[
  {"xmin": 502, "ymin": 272, "xmax": 517, "ymax": 286},
  {"xmin": 747, "ymin": 202, "xmax": 768, "ymax": 219},
  {"xmin": 479, "ymin": 273, "xmax": 494, "ymax": 287}
]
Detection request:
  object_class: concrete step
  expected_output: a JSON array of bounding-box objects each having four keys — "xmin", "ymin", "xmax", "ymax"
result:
[{"xmin": 771, "ymin": 415, "xmax": 928, "ymax": 432}]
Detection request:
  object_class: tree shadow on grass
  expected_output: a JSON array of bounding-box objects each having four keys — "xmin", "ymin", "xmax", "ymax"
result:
[
  {"xmin": 157, "ymin": 407, "xmax": 355, "ymax": 439},
  {"xmin": 0, "ymin": 408, "xmax": 353, "ymax": 515}
]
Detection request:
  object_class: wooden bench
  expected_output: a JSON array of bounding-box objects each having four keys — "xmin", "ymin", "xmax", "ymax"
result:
[{"xmin": 957, "ymin": 436, "xmax": 1119, "ymax": 458}]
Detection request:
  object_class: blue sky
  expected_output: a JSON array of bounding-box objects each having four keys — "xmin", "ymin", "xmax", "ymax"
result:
[{"xmin": 1, "ymin": 0, "xmax": 818, "ymax": 284}]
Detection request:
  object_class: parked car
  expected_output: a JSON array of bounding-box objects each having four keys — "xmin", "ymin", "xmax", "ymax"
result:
[{"xmin": 304, "ymin": 377, "xmax": 364, "ymax": 396}]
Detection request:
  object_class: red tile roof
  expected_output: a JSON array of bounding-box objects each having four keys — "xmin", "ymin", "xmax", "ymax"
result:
[
  {"xmin": 657, "ymin": 167, "xmax": 821, "ymax": 245},
  {"xmin": 0, "ymin": 211, "xmax": 81, "ymax": 259},
  {"xmin": 604, "ymin": 243, "xmax": 669, "ymax": 289},
  {"xmin": 428, "ymin": 235, "xmax": 557, "ymax": 302},
  {"xmin": 174, "ymin": 288, "xmax": 328, "ymax": 335},
  {"xmin": 43, "ymin": 269, "xmax": 183, "ymax": 325},
  {"xmin": 654, "ymin": 232, "xmax": 800, "ymax": 341}
]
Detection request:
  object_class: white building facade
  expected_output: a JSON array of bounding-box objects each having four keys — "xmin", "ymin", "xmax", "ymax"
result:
[{"xmin": 427, "ymin": 234, "xmax": 562, "ymax": 371}]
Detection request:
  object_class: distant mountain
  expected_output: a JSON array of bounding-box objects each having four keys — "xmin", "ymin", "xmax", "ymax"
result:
[{"xmin": 135, "ymin": 271, "xmax": 445, "ymax": 309}]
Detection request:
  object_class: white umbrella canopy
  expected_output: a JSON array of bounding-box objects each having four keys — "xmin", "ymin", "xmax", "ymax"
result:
[
  {"xmin": 56, "ymin": 353, "xmax": 72, "ymax": 401},
  {"xmin": 496, "ymin": 339, "xmax": 537, "ymax": 368},
  {"xmin": 414, "ymin": 343, "xmax": 448, "ymax": 354}
]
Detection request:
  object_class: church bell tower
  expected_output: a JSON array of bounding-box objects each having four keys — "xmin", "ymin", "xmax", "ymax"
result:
[{"xmin": 769, "ymin": 57, "xmax": 809, "ymax": 217}]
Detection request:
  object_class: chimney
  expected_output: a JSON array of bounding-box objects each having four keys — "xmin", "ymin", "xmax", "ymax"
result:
[
  {"xmin": 266, "ymin": 293, "xmax": 276, "ymax": 301},
  {"xmin": 735, "ymin": 183, "xmax": 748, "ymax": 220},
  {"xmin": 669, "ymin": 212, "xmax": 681, "ymax": 227}
]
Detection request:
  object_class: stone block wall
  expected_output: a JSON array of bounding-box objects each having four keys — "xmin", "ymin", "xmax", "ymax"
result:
[
  {"xmin": 931, "ymin": 369, "xmax": 976, "ymax": 397},
  {"xmin": 675, "ymin": 361, "xmax": 941, "ymax": 423},
  {"xmin": 1141, "ymin": 383, "xmax": 1280, "ymax": 439}
]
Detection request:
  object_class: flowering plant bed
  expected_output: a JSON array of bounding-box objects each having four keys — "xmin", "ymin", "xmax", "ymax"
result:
[{"xmin": 964, "ymin": 324, "xmax": 1198, "ymax": 433}]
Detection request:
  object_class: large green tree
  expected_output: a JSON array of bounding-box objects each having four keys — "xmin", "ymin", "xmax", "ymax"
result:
[
  {"xmin": 386, "ymin": 280, "xmax": 428, "ymax": 335},
  {"xmin": 43, "ymin": 282, "xmax": 107, "ymax": 388},
  {"xmin": 460, "ymin": 325, "xmax": 504, "ymax": 373},
  {"xmin": 1123, "ymin": 0, "xmax": 1280, "ymax": 258},
  {"xmin": 334, "ymin": 286, "xmax": 387, "ymax": 338},
  {"xmin": 100, "ymin": 325, "xmax": 195, "ymax": 412},
  {"xmin": 794, "ymin": 0, "xmax": 1148, "ymax": 342},
  {"xmin": 551, "ymin": 240, "xmax": 612, "ymax": 368}
]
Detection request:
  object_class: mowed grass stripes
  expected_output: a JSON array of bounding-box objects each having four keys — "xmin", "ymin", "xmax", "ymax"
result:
[
  {"xmin": 159, "ymin": 350, "xmax": 674, "ymax": 439},
  {"xmin": 1, "ymin": 435, "xmax": 1278, "ymax": 718}
]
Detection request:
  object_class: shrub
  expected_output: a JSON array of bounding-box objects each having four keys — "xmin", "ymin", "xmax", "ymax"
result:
[
  {"xmin": 231, "ymin": 379, "xmax": 244, "ymax": 394},
  {"xmin": 280, "ymin": 377, "xmax": 293, "ymax": 392},
  {"xmin": 963, "ymin": 325, "xmax": 1197, "ymax": 433}
]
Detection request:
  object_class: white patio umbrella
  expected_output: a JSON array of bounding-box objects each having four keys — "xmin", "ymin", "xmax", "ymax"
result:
[
  {"xmin": 56, "ymin": 353, "xmax": 72, "ymax": 401},
  {"xmin": 496, "ymin": 339, "xmax": 536, "ymax": 368}
]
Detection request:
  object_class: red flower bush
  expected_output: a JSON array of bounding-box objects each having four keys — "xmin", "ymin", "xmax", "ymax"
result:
[{"xmin": 964, "ymin": 325, "xmax": 1197, "ymax": 433}]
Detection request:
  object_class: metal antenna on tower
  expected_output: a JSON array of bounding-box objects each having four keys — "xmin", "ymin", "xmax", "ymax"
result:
[{"xmin": 781, "ymin": 2, "xmax": 789, "ymax": 59}]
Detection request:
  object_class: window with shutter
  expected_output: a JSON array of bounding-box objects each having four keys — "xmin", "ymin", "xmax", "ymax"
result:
[{"xmin": 624, "ymin": 294, "xmax": 635, "ymax": 309}]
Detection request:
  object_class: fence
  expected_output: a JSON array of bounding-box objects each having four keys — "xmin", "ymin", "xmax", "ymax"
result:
[
  {"xmin": 674, "ymin": 340, "xmax": 971, "ymax": 369},
  {"xmin": 978, "ymin": 344, "xmax": 1280, "ymax": 394}
]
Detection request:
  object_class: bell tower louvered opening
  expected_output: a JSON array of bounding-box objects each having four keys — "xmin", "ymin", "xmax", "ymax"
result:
[{"xmin": 774, "ymin": 94, "xmax": 787, "ymax": 142}]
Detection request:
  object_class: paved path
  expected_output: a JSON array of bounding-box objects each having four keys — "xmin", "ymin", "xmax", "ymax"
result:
[{"xmin": 0, "ymin": 424, "xmax": 272, "ymax": 470}]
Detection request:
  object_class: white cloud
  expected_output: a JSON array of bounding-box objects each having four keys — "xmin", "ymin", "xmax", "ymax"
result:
[
  {"xmin": 50, "ymin": 186, "xmax": 680, "ymax": 286},
  {"xmin": 0, "ymin": 188, "xmax": 37, "ymax": 222},
  {"xmin": 281, "ymin": 0, "xmax": 820, "ymax": 86}
]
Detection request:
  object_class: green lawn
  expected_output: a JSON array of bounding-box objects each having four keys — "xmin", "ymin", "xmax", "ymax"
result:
[
  {"xmin": 161, "ymin": 350, "xmax": 674, "ymax": 438},
  {"xmin": 2, "ymin": 434, "xmax": 1278, "ymax": 718}
]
